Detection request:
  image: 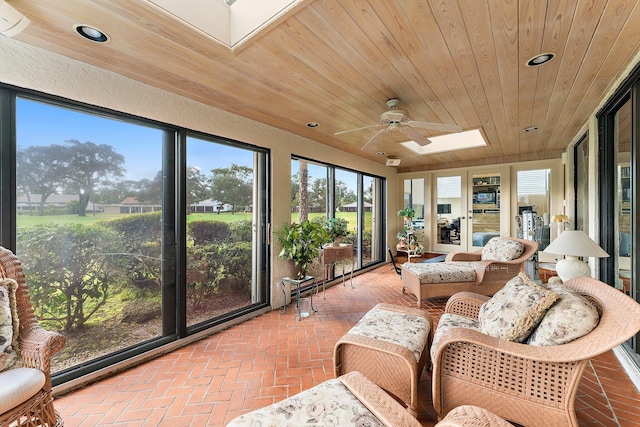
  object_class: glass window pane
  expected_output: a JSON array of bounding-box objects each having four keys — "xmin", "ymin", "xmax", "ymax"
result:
[
  {"xmin": 616, "ymin": 99, "xmax": 632, "ymax": 295},
  {"xmin": 15, "ymin": 97, "xmax": 164, "ymax": 374},
  {"xmin": 436, "ymin": 176, "xmax": 462, "ymax": 246},
  {"xmin": 186, "ymin": 136, "xmax": 261, "ymax": 328}
]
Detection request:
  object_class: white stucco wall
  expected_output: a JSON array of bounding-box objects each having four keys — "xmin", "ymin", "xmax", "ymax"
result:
[{"xmin": 0, "ymin": 36, "xmax": 398, "ymax": 309}]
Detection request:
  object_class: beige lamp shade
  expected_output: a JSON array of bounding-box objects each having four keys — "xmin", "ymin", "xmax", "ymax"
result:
[{"xmin": 542, "ymin": 230, "xmax": 609, "ymax": 281}]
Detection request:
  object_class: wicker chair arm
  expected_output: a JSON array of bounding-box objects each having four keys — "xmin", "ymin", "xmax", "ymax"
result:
[
  {"xmin": 446, "ymin": 251, "xmax": 482, "ymax": 262},
  {"xmin": 19, "ymin": 324, "xmax": 66, "ymax": 372},
  {"xmin": 444, "ymin": 292, "xmax": 490, "ymax": 317},
  {"xmin": 340, "ymin": 371, "xmax": 422, "ymax": 427}
]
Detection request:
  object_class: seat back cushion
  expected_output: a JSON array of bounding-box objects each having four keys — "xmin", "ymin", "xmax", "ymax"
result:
[
  {"xmin": 0, "ymin": 278, "xmax": 20, "ymax": 372},
  {"xmin": 528, "ymin": 282, "xmax": 600, "ymax": 346},
  {"xmin": 478, "ymin": 272, "xmax": 559, "ymax": 342},
  {"xmin": 481, "ymin": 237, "xmax": 525, "ymax": 262}
]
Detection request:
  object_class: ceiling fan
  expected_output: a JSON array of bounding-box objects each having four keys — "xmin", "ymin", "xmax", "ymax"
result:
[{"xmin": 335, "ymin": 98, "xmax": 462, "ymax": 150}]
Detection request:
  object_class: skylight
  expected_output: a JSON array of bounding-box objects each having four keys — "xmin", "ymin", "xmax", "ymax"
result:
[
  {"xmin": 148, "ymin": 0, "xmax": 300, "ymax": 48},
  {"xmin": 400, "ymin": 129, "xmax": 487, "ymax": 155}
]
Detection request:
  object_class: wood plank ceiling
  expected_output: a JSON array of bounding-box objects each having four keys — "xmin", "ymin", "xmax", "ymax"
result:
[{"xmin": 8, "ymin": 0, "xmax": 640, "ymax": 171}]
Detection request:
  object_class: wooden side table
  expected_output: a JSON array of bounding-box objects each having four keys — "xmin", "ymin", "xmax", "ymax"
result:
[{"xmin": 321, "ymin": 244, "xmax": 355, "ymax": 297}]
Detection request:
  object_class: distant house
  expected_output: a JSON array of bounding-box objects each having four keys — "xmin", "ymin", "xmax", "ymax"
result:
[
  {"xmin": 189, "ymin": 199, "xmax": 233, "ymax": 213},
  {"xmin": 16, "ymin": 194, "xmax": 99, "ymax": 213},
  {"xmin": 341, "ymin": 201, "xmax": 372, "ymax": 212},
  {"xmin": 102, "ymin": 197, "xmax": 161, "ymax": 215}
]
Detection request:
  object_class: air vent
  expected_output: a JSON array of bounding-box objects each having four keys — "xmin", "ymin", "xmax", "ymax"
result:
[{"xmin": 386, "ymin": 157, "xmax": 401, "ymax": 167}]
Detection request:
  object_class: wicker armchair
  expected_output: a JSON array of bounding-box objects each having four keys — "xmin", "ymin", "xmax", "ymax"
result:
[
  {"xmin": 431, "ymin": 276, "xmax": 640, "ymax": 427},
  {"xmin": 402, "ymin": 237, "xmax": 538, "ymax": 307},
  {"xmin": 0, "ymin": 246, "xmax": 66, "ymax": 427}
]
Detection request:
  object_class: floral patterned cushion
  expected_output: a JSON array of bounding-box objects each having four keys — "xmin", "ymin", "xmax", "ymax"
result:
[
  {"xmin": 226, "ymin": 377, "xmax": 384, "ymax": 426},
  {"xmin": 348, "ymin": 305, "xmax": 430, "ymax": 362},
  {"xmin": 478, "ymin": 273, "xmax": 559, "ymax": 342},
  {"xmin": 481, "ymin": 237, "xmax": 525, "ymax": 262},
  {"xmin": 402, "ymin": 261, "xmax": 478, "ymax": 283},
  {"xmin": 528, "ymin": 282, "xmax": 600, "ymax": 346},
  {"xmin": 430, "ymin": 313, "xmax": 480, "ymax": 361},
  {"xmin": 0, "ymin": 278, "xmax": 20, "ymax": 372}
]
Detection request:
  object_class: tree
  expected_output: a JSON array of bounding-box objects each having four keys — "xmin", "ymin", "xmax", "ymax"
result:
[
  {"xmin": 309, "ymin": 177, "xmax": 327, "ymax": 211},
  {"xmin": 209, "ymin": 164, "xmax": 252, "ymax": 213},
  {"xmin": 187, "ymin": 166, "xmax": 211, "ymax": 208},
  {"xmin": 298, "ymin": 161, "xmax": 308, "ymax": 221},
  {"xmin": 137, "ymin": 171, "xmax": 163, "ymax": 204},
  {"xmin": 19, "ymin": 223, "xmax": 125, "ymax": 332},
  {"xmin": 16, "ymin": 145, "xmax": 69, "ymax": 215},
  {"xmin": 65, "ymin": 139, "xmax": 126, "ymax": 216}
]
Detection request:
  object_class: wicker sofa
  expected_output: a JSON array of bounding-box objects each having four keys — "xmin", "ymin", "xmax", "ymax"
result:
[
  {"xmin": 0, "ymin": 246, "xmax": 66, "ymax": 427},
  {"xmin": 430, "ymin": 275, "xmax": 640, "ymax": 427},
  {"xmin": 401, "ymin": 237, "xmax": 538, "ymax": 308}
]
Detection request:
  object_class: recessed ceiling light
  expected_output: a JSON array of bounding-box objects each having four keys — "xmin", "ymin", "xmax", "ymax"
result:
[
  {"xmin": 74, "ymin": 24, "xmax": 109, "ymax": 43},
  {"xmin": 524, "ymin": 126, "xmax": 539, "ymax": 132},
  {"xmin": 306, "ymin": 122, "xmax": 319, "ymax": 128},
  {"xmin": 526, "ymin": 53, "xmax": 554, "ymax": 67},
  {"xmin": 376, "ymin": 152, "xmax": 386, "ymax": 156}
]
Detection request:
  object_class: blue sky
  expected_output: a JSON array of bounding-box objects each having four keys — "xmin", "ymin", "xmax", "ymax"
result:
[{"xmin": 16, "ymin": 97, "xmax": 252, "ymax": 181}]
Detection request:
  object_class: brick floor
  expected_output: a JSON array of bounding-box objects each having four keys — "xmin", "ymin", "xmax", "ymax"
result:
[{"xmin": 54, "ymin": 264, "xmax": 640, "ymax": 426}]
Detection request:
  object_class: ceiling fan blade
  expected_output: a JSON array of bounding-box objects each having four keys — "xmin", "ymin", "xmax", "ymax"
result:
[
  {"xmin": 335, "ymin": 123, "xmax": 385, "ymax": 136},
  {"xmin": 407, "ymin": 120, "xmax": 462, "ymax": 133},
  {"xmin": 400, "ymin": 125, "xmax": 431, "ymax": 146},
  {"xmin": 360, "ymin": 128, "xmax": 387, "ymax": 150}
]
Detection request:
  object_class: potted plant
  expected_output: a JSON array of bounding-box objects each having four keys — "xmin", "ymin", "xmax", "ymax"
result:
[
  {"xmin": 276, "ymin": 219, "xmax": 331, "ymax": 279},
  {"xmin": 324, "ymin": 217, "xmax": 349, "ymax": 246},
  {"xmin": 397, "ymin": 207, "xmax": 415, "ymax": 220}
]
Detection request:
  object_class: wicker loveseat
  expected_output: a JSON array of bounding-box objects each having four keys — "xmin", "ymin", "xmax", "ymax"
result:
[
  {"xmin": 430, "ymin": 275, "xmax": 640, "ymax": 427},
  {"xmin": 401, "ymin": 237, "xmax": 538, "ymax": 308},
  {"xmin": 0, "ymin": 246, "xmax": 66, "ymax": 427}
]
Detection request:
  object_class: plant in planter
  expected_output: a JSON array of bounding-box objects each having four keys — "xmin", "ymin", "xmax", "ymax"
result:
[
  {"xmin": 324, "ymin": 217, "xmax": 349, "ymax": 246},
  {"xmin": 397, "ymin": 207, "xmax": 415, "ymax": 220},
  {"xmin": 276, "ymin": 219, "xmax": 331, "ymax": 279}
]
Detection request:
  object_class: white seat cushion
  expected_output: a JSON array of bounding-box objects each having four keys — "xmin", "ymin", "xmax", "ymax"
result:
[
  {"xmin": 348, "ymin": 305, "xmax": 430, "ymax": 362},
  {"xmin": 430, "ymin": 313, "xmax": 480, "ymax": 361},
  {"xmin": 227, "ymin": 377, "xmax": 384, "ymax": 426},
  {"xmin": 0, "ymin": 367, "xmax": 46, "ymax": 414},
  {"xmin": 402, "ymin": 261, "xmax": 478, "ymax": 284}
]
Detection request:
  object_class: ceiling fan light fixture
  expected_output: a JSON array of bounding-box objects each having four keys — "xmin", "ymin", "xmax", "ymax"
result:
[
  {"xmin": 526, "ymin": 52, "xmax": 555, "ymax": 67},
  {"xmin": 74, "ymin": 24, "xmax": 109, "ymax": 43}
]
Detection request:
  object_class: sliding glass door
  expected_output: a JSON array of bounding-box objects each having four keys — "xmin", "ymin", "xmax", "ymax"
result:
[{"xmin": 3, "ymin": 90, "xmax": 270, "ymax": 385}]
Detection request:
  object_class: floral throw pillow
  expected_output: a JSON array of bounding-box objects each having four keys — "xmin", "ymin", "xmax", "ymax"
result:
[
  {"xmin": 0, "ymin": 278, "xmax": 20, "ymax": 372},
  {"xmin": 528, "ymin": 282, "xmax": 600, "ymax": 346},
  {"xmin": 478, "ymin": 272, "xmax": 559, "ymax": 342},
  {"xmin": 481, "ymin": 237, "xmax": 525, "ymax": 262}
]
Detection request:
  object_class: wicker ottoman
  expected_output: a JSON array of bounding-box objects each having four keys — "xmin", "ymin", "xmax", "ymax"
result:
[
  {"xmin": 226, "ymin": 371, "xmax": 421, "ymax": 427},
  {"xmin": 333, "ymin": 303, "xmax": 432, "ymax": 417}
]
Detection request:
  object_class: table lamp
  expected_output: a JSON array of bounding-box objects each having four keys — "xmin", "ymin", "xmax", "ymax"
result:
[{"xmin": 542, "ymin": 230, "xmax": 609, "ymax": 281}]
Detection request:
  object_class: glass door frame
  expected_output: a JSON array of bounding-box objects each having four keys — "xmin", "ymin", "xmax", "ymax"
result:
[
  {"xmin": 597, "ymin": 65, "xmax": 640, "ymax": 360},
  {"xmin": 432, "ymin": 166, "xmax": 510, "ymax": 253}
]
